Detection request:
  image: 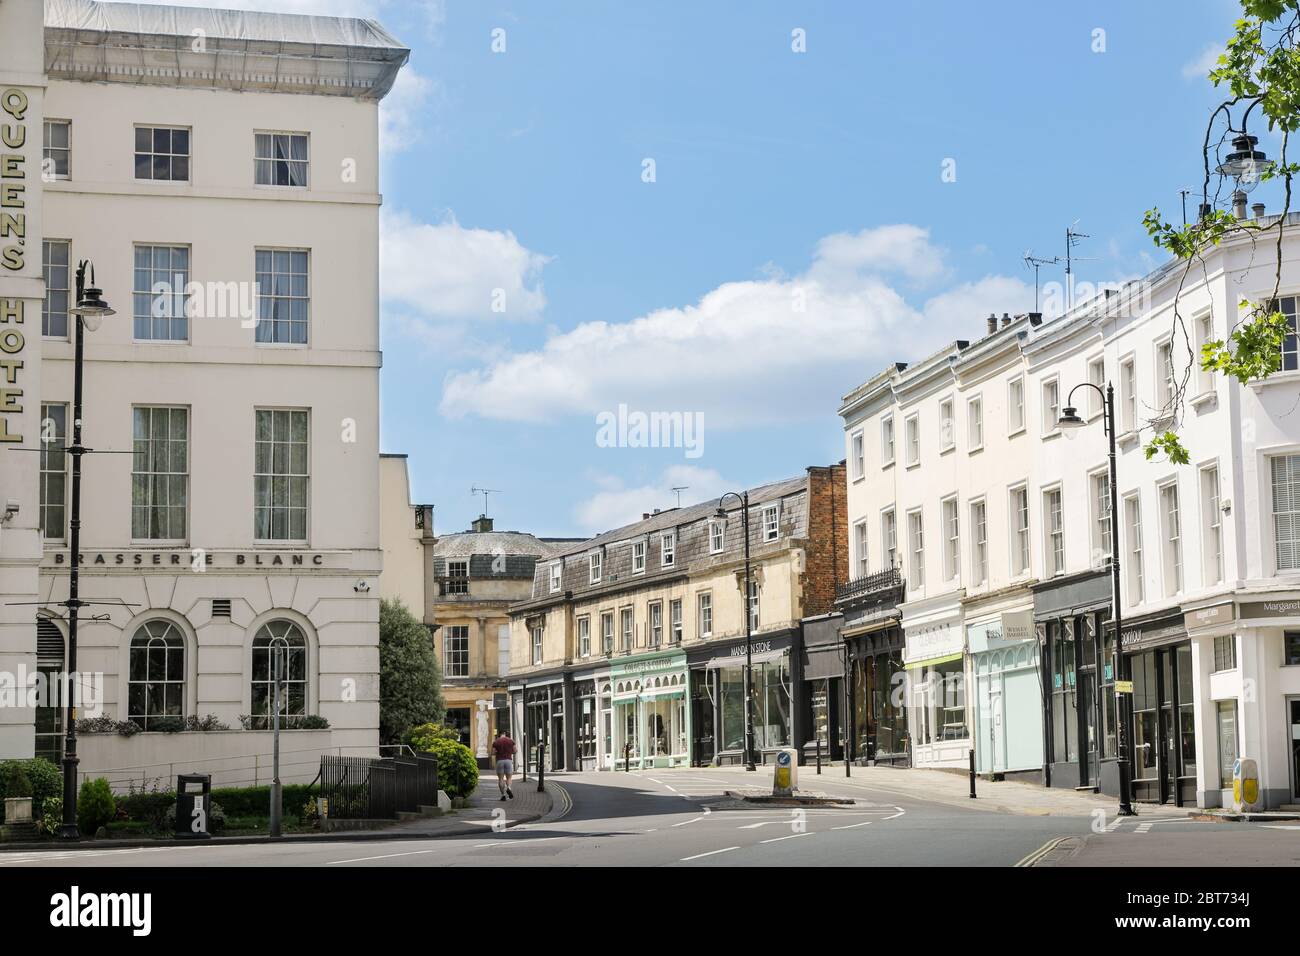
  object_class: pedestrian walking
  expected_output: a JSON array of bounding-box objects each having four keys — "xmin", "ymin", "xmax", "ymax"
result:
[{"xmin": 491, "ymin": 731, "xmax": 517, "ymax": 800}]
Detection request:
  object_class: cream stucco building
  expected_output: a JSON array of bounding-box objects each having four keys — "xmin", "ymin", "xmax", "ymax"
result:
[{"xmin": 0, "ymin": 0, "xmax": 406, "ymax": 787}]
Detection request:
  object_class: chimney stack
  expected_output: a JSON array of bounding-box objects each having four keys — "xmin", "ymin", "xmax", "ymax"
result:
[
  {"xmin": 1199, "ymin": 203, "xmax": 1213, "ymax": 221},
  {"xmin": 1253, "ymin": 202, "xmax": 1266, "ymax": 219},
  {"xmin": 986, "ymin": 313, "xmax": 997, "ymax": 335},
  {"xmin": 1233, "ymin": 190, "xmax": 1248, "ymax": 220},
  {"xmin": 1000, "ymin": 312, "xmax": 1011, "ymax": 328},
  {"xmin": 471, "ymin": 514, "xmax": 493, "ymax": 533}
]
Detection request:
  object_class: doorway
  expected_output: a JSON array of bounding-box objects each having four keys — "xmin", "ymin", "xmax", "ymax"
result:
[
  {"xmin": 1128, "ymin": 643, "xmax": 1195, "ymax": 805},
  {"xmin": 1289, "ymin": 697, "xmax": 1300, "ymax": 801}
]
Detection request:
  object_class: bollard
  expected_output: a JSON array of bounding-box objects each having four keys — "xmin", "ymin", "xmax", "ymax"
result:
[
  {"xmin": 969, "ymin": 748, "xmax": 977, "ymax": 799},
  {"xmin": 623, "ymin": 741, "xmax": 632, "ymax": 772},
  {"xmin": 537, "ymin": 742, "xmax": 546, "ymax": 793},
  {"xmin": 815, "ymin": 736, "xmax": 822, "ymax": 775},
  {"xmin": 522, "ymin": 733, "xmax": 528, "ymax": 782}
]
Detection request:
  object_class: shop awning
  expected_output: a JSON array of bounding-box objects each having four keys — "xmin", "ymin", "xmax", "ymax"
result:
[
  {"xmin": 803, "ymin": 645, "xmax": 845, "ymax": 681},
  {"xmin": 904, "ymin": 652, "xmax": 964, "ymax": 670}
]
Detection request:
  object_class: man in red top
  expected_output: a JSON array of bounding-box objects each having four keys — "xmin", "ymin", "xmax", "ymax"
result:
[{"xmin": 491, "ymin": 731, "xmax": 517, "ymax": 800}]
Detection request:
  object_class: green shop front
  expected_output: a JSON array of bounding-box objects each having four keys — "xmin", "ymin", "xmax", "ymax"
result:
[{"xmin": 611, "ymin": 649, "xmax": 690, "ymax": 770}]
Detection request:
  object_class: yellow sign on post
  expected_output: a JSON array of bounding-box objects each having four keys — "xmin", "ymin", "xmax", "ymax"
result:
[{"xmin": 1115, "ymin": 680, "xmax": 1134, "ymax": 694}]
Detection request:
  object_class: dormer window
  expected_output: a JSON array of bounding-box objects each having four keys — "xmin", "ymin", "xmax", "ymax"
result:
[
  {"xmin": 549, "ymin": 562, "xmax": 562, "ymax": 593},
  {"xmin": 632, "ymin": 540, "xmax": 646, "ymax": 574},
  {"xmin": 589, "ymin": 551, "xmax": 602, "ymax": 585}
]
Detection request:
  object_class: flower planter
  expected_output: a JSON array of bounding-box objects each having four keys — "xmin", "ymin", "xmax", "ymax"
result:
[{"xmin": 3, "ymin": 796, "xmax": 32, "ymax": 824}]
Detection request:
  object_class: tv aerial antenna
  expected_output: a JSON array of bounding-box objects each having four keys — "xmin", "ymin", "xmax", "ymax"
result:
[
  {"xmin": 1023, "ymin": 250, "xmax": 1060, "ymax": 313},
  {"xmin": 470, "ymin": 486, "xmax": 502, "ymax": 515},
  {"xmin": 671, "ymin": 486, "xmax": 689, "ymax": 508},
  {"xmin": 1065, "ymin": 222, "xmax": 1097, "ymax": 312}
]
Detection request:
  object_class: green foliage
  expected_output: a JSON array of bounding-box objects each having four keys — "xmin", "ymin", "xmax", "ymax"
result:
[
  {"xmin": 163, "ymin": 800, "xmax": 226, "ymax": 834},
  {"xmin": 210, "ymin": 783, "xmax": 317, "ymax": 819},
  {"xmin": 39, "ymin": 797, "xmax": 62, "ymax": 836},
  {"xmin": 238, "ymin": 713, "xmax": 330, "ymax": 730},
  {"xmin": 76, "ymin": 716, "xmax": 141, "ymax": 736},
  {"xmin": 1143, "ymin": 431, "xmax": 1193, "ymax": 466},
  {"xmin": 77, "ymin": 778, "xmax": 116, "ymax": 836},
  {"xmin": 417, "ymin": 736, "xmax": 479, "ymax": 800},
  {"xmin": 1202, "ymin": 302, "xmax": 1289, "ymax": 382},
  {"xmin": 2, "ymin": 763, "xmax": 32, "ymax": 799},
  {"xmin": 406, "ymin": 722, "xmax": 461, "ymax": 751},
  {"xmin": 0, "ymin": 758, "xmax": 62, "ymax": 822},
  {"xmin": 379, "ymin": 598, "xmax": 444, "ymax": 744}
]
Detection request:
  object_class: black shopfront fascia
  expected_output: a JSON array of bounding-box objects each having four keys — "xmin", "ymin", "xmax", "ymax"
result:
[
  {"xmin": 1034, "ymin": 569, "xmax": 1116, "ymax": 795},
  {"xmin": 687, "ymin": 629, "xmax": 800, "ymax": 767},
  {"xmin": 1115, "ymin": 613, "xmax": 1195, "ymax": 807},
  {"xmin": 513, "ymin": 670, "xmax": 572, "ymax": 773},
  {"xmin": 801, "ymin": 613, "xmax": 847, "ymax": 764},
  {"xmin": 844, "ymin": 625, "xmax": 909, "ymax": 765}
]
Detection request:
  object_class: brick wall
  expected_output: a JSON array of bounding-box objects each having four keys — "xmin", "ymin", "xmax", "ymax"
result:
[{"xmin": 803, "ymin": 461, "xmax": 848, "ymax": 617}]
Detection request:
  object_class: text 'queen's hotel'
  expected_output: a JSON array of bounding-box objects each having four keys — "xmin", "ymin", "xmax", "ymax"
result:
[{"xmin": 0, "ymin": 0, "xmax": 407, "ymax": 782}]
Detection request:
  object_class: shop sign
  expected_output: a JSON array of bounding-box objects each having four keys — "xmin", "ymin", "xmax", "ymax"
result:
[
  {"xmin": 904, "ymin": 622, "xmax": 963, "ymax": 665},
  {"xmin": 611, "ymin": 653, "xmax": 685, "ymax": 678},
  {"xmin": 1120, "ymin": 621, "xmax": 1185, "ymax": 653},
  {"xmin": 1115, "ymin": 680, "xmax": 1134, "ymax": 694},
  {"xmin": 1240, "ymin": 599, "xmax": 1300, "ymax": 620},
  {"xmin": 967, "ymin": 610, "xmax": 1034, "ymax": 653},
  {"xmin": 842, "ymin": 602, "xmax": 900, "ymax": 631},
  {"xmin": 1183, "ymin": 603, "xmax": 1235, "ymax": 630},
  {"xmin": 44, "ymin": 549, "xmax": 336, "ymax": 570},
  {"xmin": 0, "ymin": 88, "xmax": 31, "ymax": 444}
]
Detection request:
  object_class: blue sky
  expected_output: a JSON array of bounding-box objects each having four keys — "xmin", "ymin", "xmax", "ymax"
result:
[{"xmin": 136, "ymin": 0, "xmax": 1263, "ymax": 536}]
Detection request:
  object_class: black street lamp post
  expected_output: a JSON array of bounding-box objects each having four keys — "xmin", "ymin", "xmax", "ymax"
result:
[
  {"xmin": 59, "ymin": 261, "xmax": 114, "ymax": 840},
  {"xmin": 1058, "ymin": 382, "xmax": 1136, "ymax": 817},
  {"xmin": 716, "ymin": 491, "xmax": 756, "ymax": 772}
]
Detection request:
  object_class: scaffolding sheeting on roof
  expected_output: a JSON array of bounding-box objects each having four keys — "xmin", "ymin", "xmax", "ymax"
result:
[{"xmin": 44, "ymin": 0, "xmax": 409, "ymax": 99}]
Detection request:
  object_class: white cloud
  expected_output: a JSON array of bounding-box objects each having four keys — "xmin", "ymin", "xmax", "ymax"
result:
[
  {"xmin": 573, "ymin": 465, "xmax": 731, "ymax": 535},
  {"xmin": 922, "ymin": 275, "xmax": 1039, "ymax": 330},
  {"xmin": 380, "ymin": 66, "xmax": 435, "ymax": 154},
  {"xmin": 381, "ymin": 210, "xmax": 551, "ymax": 326},
  {"xmin": 1182, "ymin": 44, "xmax": 1222, "ymax": 81},
  {"xmin": 440, "ymin": 224, "xmax": 1014, "ymax": 427}
]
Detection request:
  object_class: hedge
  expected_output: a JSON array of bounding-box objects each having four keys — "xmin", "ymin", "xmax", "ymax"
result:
[
  {"xmin": 115, "ymin": 783, "xmax": 319, "ymax": 828},
  {"xmin": 0, "ymin": 758, "xmax": 63, "ymax": 823}
]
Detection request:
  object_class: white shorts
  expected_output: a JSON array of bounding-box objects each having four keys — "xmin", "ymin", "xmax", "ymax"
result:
[{"xmin": 496, "ymin": 759, "xmax": 514, "ymax": 776}]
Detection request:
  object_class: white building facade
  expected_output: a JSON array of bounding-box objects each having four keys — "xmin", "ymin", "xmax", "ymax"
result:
[
  {"xmin": 841, "ymin": 218, "xmax": 1300, "ymax": 808},
  {"xmin": 0, "ymin": 0, "xmax": 407, "ymax": 788}
]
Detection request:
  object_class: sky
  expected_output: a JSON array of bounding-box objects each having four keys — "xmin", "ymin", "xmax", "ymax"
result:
[{"xmin": 130, "ymin": 0, "xmax": 1268, "ymax": 537}]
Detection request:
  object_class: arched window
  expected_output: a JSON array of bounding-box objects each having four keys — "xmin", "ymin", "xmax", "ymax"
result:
[
  {"xmin": 251, "ymin": 620, "xmax": 308, "ymax": 719},
  {"xmin": 128, "ymin": 620, "xmax": 185, "ymax": 728}
]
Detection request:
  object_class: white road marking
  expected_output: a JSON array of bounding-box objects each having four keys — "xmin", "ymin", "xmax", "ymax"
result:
[
  {"xmin": 1260, "ymin": 825, "xmax": 1300, "ymax": 830},
  {"xmin": 664, "ymin": 785, "xmax": 679, "ymax": 793},
  {"xmin": 681, "ymin": 846, "xmax": 739, "ymax": 862},
  {"xmin": 325, "ymin": 848, "xmax": 439, "ymax": 865},
  {"xmin": 672, "ymin": 817, "xmax": 705, "ymax": 827},
  {"xmin": 736, "ymin": 821, "xmax": 781, "ymax": 830},
  {"xmin": 760, "ymin": 832, "xmax": 812, "ymax": 844},
  {"xmin": 832, "ymin": 821, "xmax": 873, "ymax": 830}
]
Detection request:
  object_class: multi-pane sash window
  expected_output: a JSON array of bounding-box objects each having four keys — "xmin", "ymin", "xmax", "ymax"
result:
[
  {"xmin": 254, "ymin": 408, "xmax": 309, "ymax": 541},
  {"xmin": 661, "ymin": 532, "xmax": 676, "ymax": 567},
  {"xmin": 851, "ymin": 430, "xmax": 864, "ymax": 478},
  {"xmin": 1125, "ymin": 495, "xmax": 1145, "ymax": 604},
  {"xmin": 255, "ymin": 132, "xmax": 309, "ymax": 187},
  {"xmin": 763, "ymin": 504, "xmax": 780, "ymax": 541},
  {"xmin": 1008, "ymin": 377, "xmax": 1025, "ymax": 432},
  {"xmin": 1088, "ymin": 357, "xmax": 1105, "ymax": 416},
  {"xmin": 531, "ymin": 626, "xmax": 543, "ymax": 664},
  {"xmin": 255, "ymin": 249, "xmax": 309, "ymax": 345},
  {"xmin": 39, "ymin": 404, "xmax": 67, "ymax": 540},
  {"xmin": 1161, "ymin": 483, "xmax": 1183, "ymax": 595},
  {"xmin": 854, "ymin": 520, "xmax": 869, "ymax": 578},
  {"xmin": 1011, "ymin": 487, "xmax": 1030, "ymax": 575},
  {"xmin": 632, "ymin": 540, "xmax": 646, "ymax": 574},
  {"xmin": 127, "ymin": 620, "xmax": 185, "ymax": 728},
  {"xmin": 132, "ymin": 406, "xmax": 188, "ymax": 540},
  {"xmin": 881, "ymin": 415, "xmax": 895, "ymax": 464},
  {"xmin": 589, "ymin": 551, "xmax": 602, "ymax": 584},
  {"xmin": 620, "ymin": 607, "xmax": 634, "ymax": 652},
  {"xmin": 1194, "ymin": 315, "xmax": 1215, "ymax": 393},
  {"xmin": 549, "ymin": 562, "xmax": 562, "ymax": 592},
  {"xmin": 42, "ymin": 240, "xmax": 69, "ymax": 337},
  {"xmin": 135, "ymin": 126, "xmax": 190, "ymax": 182},
  {"xmin": 670, "ymin": 599, "xmax": 683, "ymax": 644},
  {"xmin": 444, "ymin": 625, "xmax": 469, "ymax": 677},
  {"xmin": 1212, "ymin": 635, "xmax": 1236, "ymax": 673},
  {"xmin": 1045, "ymin": 488, "xmax": 1064, "ymax": 575},
  {"xmin": 649, "ymin": 602, "xmax": 663, "ymax": 646},
  {"xmin": 1121, "ymin": 357, "xmax": 1137, "ymax": 432},
  {"xmin": 939, "ymin": 399, "xmax": 955, "ymax": 451},
  {"xmin": 1042, "ymin": 379, "xmax": 1060, "ymax": 435},
  {"xmin": 1202, "ymin": 465, "xmax": 1223, "ymax": 585},
  {"xmin": 970, "ymin": 500, "xmax": 987, "ymax": 585},
  {"xmin": 1275, "ymin": 295, "xmax": 1298, "ymax": 372},
  {"xmin": 698, "ymin": 591, "xmax": 713, "ymax": 638},
  {"xmin": 1273, "ymin": 454, "xmax": 1300, "ymax": 570},
  {"xmin": 967, "ymin": 397, "xmax": 983, "ymax": 450},
  {"xmin": 601, "ymin": 612, "xmax": 614, "ymax": 654},
  {"xmin": 445, "ymin": 560, "xmax": 468, "ymax": 595},
  {"xmin": 883, "ymin": 508, "xmax": 897, "ymax": 569},
  {"xmin": 1092, "ymin": 471, "xmax": 1112, "ymax": 565},
  {"xmin": 709, "ymin": 520, "xmax": 725, "ymax": 554},
  {"xmin": 908, "ymin": 510, "xmax": 925, "ymax": 589},
  {"xmin": 747, "ymin": 581, "xmax": 760, "ymax": 632},
  {"xmin": 1157, "ymin": 341, "xmax": 1175, "ymax": 409},
  {"xmin": 133, "ymin": 245, "xmax": 190, "ymax": 341},
  {"xmin": 942, "ymin": 497, "xmax": 959, "ymax": 582},
  {"xmin": 905, "ymin": 414, "xmax": 920, "ymax": 465},
  {"xmin": 578, "ymin": 616, "xmax": 590, "ymax": 657},
  {"xmin": 43, "ymin": 120, "xmax": 70, "ymax": 179}
]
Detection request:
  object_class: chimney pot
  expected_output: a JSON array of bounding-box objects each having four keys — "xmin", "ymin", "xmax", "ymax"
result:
[
  {"xmin": 986, "ymin": 313, "xmax": 997, "ymax": 335},
  {"xmin": 1000, "ymin": 313, "xmax": 1012, "ymax": 328},
  {"xmin": 1253, "ymin": 202, "xmax": 1266, "ymax": 219},
  {"xmin": 1233, "ymin": 190, "xmax": 1248, "ymax": 220}
]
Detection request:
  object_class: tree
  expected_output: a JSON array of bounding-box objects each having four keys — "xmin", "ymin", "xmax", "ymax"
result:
[
  {"xmin": 1142, "ymin": 0, "xmax": 1299, "ymax": 464},
  {"xmin": 378, "ymin": 598, "xmax": 444, "ymax": 744}
]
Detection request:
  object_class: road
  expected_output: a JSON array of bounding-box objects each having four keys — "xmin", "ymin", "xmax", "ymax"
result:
[{"xmin": 0, "ymin": 768, "xmax": 1295, "ymax": 867}]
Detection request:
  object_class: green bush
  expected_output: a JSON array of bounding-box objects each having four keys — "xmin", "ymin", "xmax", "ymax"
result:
[
  {"xmin": 77, "ymin": 778, "xmax": 116, "ymax": 836},
  {"xmin": 2, "ymin": 763, "xmax": 32, "ymax": 799},
  {"xmin": 379, "ymin": 598, "xmax": 444, "ymax": 744},
  {"xmin": 39, "ymin": 797, "xmax": 62, "ymax": 836},
  {"xmin": 418, "ymin": 737, "xmax": 479, "ymax": 800},
  {"xmin": 163, "ymin": 800, "xmax": 226, "ymax": 834},
  {"xmin": 117, "ymin": 790, "xmax": 175, "ymax": 829},
  {"xmin": 211, "ymin": 783, "xmax": 317, "ymax": 820},
  {"xmin": 406, "ymin": 722, "xmax": 461, "ymax": 751},
  {"xmin": 237, "ymin": 713, "xmax": 330, "ymax": 731},
  {"xmin": 0, "ymin": 758, "xmax": 62, "ymax": 823}
]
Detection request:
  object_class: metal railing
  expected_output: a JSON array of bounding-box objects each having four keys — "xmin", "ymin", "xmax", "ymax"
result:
[
  {"xmin": 318, "ymin": 753, "xmax": 440, "ymax": 821},
  {"xmin": 834, "ymin": 567, "xmax": 903, "ymax": 603}
]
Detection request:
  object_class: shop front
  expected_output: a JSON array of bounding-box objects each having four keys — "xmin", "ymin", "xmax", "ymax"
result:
[
  {"xmin": 801, "ymin": 613, "xmax": 846, "ymax": 764},
  {"xmin": 689, "ymin": 631, "xmax": 798, "ymax": 766},
  {"xmin": 512, "ymin": 670, "xmax": 568, "ymax": 773},
  {"xmin": 1120, "ymin": 612, "xmax": 1196, "ymax": 806},
  {"xmin": 836, "ymin": 568, "xmax": 909, "ymax": 766},
  {"xmin": 903, "ymin": 602, "xmax": 969, "ymax": 769},
  {"xmin": 967, "ymin": 607, "xmax": 1040, "ymax": 777},
  {"xmin": 611, "ymin": 649, "xmax": 690, "ymax": 770},
  {"xmin": 1033, "ymin": 570, "xmax": 1118, "ymax": 793},
  {"xmin": 569, "ymin": 666, "xmax": 612, "ymax": 771}
]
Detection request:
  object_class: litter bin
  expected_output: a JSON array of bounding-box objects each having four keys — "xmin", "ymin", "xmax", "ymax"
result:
[{"xmin": 176, "ymin": 773, "xmax": 213, "ymax": 840}]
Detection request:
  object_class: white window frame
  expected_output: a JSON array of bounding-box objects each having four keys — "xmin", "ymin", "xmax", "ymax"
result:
[
  {"xmin": 881, "ymin": 414, "xmax": 895, "ymax": 466},
  {"xmin": 747, "ymin": 580, "xmax": 760, "ymax": 632},
  {"xmin": 134, "ymin": 124, "xmax": 191, "ymax": 183},
  {"xmin": 762, "ymin": 503, "xmax": 780, "ymax": 542},
  {"xmin": 1124, "ymin": 492, "xmax": 1145, "ymax": 605},
  {"xmin": 445, "ymin": 624, "xmax": 470, "ymax": 677},
  {"xmin": 970, "ymin": 498, "xmax": 987, "ymax": 586},
  {"xmin": 882, "ymin": 508, "xmax": 897, "ymax": 570},
  {"xmin": 850, "ymin": 429, "xmax": 865, "ymax": 480},
  {"xmin": 907, "ymin": 508, "xmax": 925, "ymax": 590},
  {"xmin": 1270, "ymin": 454, "xmax": 1300, "ymax": 572},
  {"xmin": 967, "ymin": 396, "xmax": 983, "ymax": 452},
  {"xmin": 941, "ymin": 495, "xmax": 960, "ymax": 582},
  {"xmin": 619, "ymin": 606, "xmax": 634, "ymax": 652},
  {"xmin": 1087, "ymin": 355, "xmax": 1106, "ymax": 419},
  {"xmin": 905, "ymin": 413, "xmax": 921, "ymax": 467},
  {"xmin": 1159, "ymin": 480, "xmax": 1183, "ymax": 596},
  {"xmin": 939, "ymin": 397, "xmax": 955, "ymax": 453},
  {"xmin": 1043, "ymin": 485, "xmax": 1064, "ymax": 577},
  {"xmin": 648, "ymin": 601, "xmax": 663, "ymax": 647},
  {"xmin": 697, "ymin": 591, "xmax": 713, "ymax": 638},
  {"xmin": 853, "ymin": 519, "xmax": 869, "ymax": 579},
  {"xmin": 1155, "ymin": 338, "xmax": 1176, "ymax": 413},
  {"xmin": 578, "ymin": 615, "xmax": 591, "ymax": 657},
  {"xmin": 1010, "ymin": 485, "xmax": 1030, "ymax": 576},
  {"xmin": 254, "ymin": 130, "xmax": 310, "ymax": 188},
  {"xmin": 1200, "ymin": 462, "xmax": 1224, "ymax": 586},
  {"xmin": 253, "ymin": 407, "xmax": 308, "ymax": 544},
  {"xmin": 601, "ymin": 611, "xmax": 615, "ymax": 655},
  {"xmin": 1041, "ymin": 377, "xmax": 1061, "ymax": 437},
  {"xmin": 1120, "ymin": 354, "xmax": 1137, "ymax": 434},
  {"xmin": 632, "ymin": 539, "xmax": 647, "ymax": 575},
  {"xmin": 661, "ymin": 531, "xmax": 676, "ymax": 568},
  {"xmin": 670, "ymin": 599, "xmax": 683, "ymax": 644},
  {"xmin": 589, "ymin": 551, "xmax": 603, "ymax": 585},
  {"xmin": 1194, "ymin": 311, "xmax": 1216, "ymax": 397},
  {"xmin": 549, "ymin": 562, "xmax": 562, "ymax": 593},
  {"xmin": 1008, "ymin": 376, "xmax": 1026, "ymax": 435},
  {"xmin": 1090, "ymin": 468, "xmax": 1112, "ymax": 568},
  {"xmin": 531, "ymin": 625, "xmax": 544, "ymax": 665},
  {"xmin": 709, "ymin": 519, "xmax": 725, "ymax": 554},
  {"xmin": 43, "ymin": 119, "xmax": 71, "ymax": 180}
]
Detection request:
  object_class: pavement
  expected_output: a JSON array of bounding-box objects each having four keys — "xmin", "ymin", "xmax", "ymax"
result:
[{"xmin": 1, "ymin": 764, "xmax": 1296, "ymax": 867}]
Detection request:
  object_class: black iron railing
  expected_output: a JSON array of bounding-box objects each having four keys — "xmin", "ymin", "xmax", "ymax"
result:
[
  {"xmin": 835, "ymin": 567, "xmax": 903, "ymax": 603},
  {"xmin": 319, "ymin": 753, "xmax": 441, "ymax": 820}
]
